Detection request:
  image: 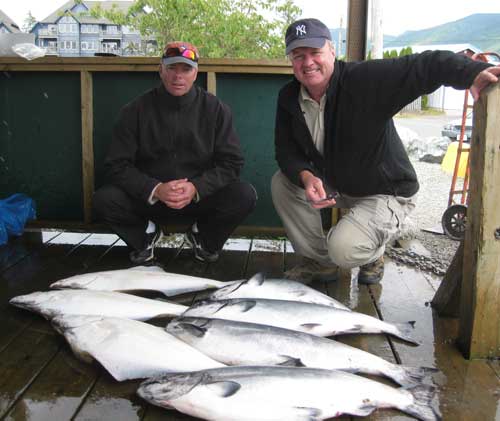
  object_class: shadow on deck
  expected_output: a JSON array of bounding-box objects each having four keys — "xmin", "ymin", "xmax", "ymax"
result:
[{"xmin": 0, "ymin": 230, "xmax": 499, "ymax": 420}]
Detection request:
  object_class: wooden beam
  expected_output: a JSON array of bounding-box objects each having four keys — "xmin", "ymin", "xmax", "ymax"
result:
[
  {"xmin": 346, "ymin": 0, "xmax": 368, "ymax": 61},
  {"xmin": 431, "ymin": 242, "xmax": 463, "ymax": 317},
  {"xmin": 80, "ymin": 70, "xmax": 94, "ymax": 225},
  {"xmin": 458, "ymin": 83, "xmax": 500, "ymax": 358},
  {"xmin": 0, "ymin": 57, "xmax": 293, "ymax": 74},
  {"xmin": 207, "ymin": 72, "xmax": 217, "ymax": 95}
]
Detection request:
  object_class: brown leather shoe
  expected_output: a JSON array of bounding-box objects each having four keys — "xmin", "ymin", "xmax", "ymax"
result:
[
  {"xmin": 284, "ymin": 257, "xmax": 338, "ymax": 282},
  {"xmin": 358, "ymin": 255, "xmax": 385, "ymax": 285}
]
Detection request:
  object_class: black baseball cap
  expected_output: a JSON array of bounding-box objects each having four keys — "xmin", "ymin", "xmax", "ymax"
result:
[{"xmin": 285, "ymin": 18, "xmax": 332, "ymax": 55}]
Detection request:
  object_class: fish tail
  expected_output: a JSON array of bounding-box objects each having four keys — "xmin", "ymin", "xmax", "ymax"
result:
[
  {"xmin": 403, "ymin": 385, "xmax": 441, "ymax": 421},
  {"xmin": 391, "ymin": 365, "xmax": 439, "ymax": 388},
  {"xmin": 393, "ymin": 321, "xmax": 419, "ymax": 345}
]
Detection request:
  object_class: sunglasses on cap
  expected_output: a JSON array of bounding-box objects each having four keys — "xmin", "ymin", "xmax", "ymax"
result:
[{"xmin": 164, "ymin": 46, "xmax": 198, "ymax": 62}]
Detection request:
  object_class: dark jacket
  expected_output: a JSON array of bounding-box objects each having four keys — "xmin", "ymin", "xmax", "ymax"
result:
[
  {"xmin": 104, "ymin": 84, "xmax": 244, "ymax": 202},
  {"xmin": 275, "ymin": 50, "xmax": 491, "ymax": 197}
]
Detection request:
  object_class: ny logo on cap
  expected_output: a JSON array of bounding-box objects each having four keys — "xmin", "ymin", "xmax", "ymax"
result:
[{"xmin": 296, "ymin": 24, "xmax": 306, "ymax": 36}]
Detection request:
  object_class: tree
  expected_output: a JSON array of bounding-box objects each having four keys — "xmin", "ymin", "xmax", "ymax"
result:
[
  {"xmin": 22, "ymin": 11, "xmax": 37, "ymax": 33},
  {"xmin": 90, "ymin": 0, "xmax": 301, "ymax": 58}
]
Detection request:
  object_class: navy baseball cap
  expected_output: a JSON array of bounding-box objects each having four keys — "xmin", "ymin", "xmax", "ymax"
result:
[{"xmin": 285, "ymin": 18, "xmax": 332, "ymax": 55}]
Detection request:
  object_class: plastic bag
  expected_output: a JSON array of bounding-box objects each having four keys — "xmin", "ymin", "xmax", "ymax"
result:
[
  {"xmin": 0, "ymin": 194, "xmax": 36, "ymax": 245},
  {"xmin": 11, "ymin": 43, "xmax": 46, "ymax": 61}
]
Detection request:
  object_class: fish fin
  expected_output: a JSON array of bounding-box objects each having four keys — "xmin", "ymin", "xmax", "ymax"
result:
[
  {"xmin": 176, "ymin": 322, "xmax": 207, "ymax": 338},
  {"xmin": 393, "ymin": 322, "xmax": 420, "ymax": 345},
  {"xmin": 204, "ymin": 380, "xmax": 241, "ymax": 398},
  {"xmin": 292, "ymin": 406, "xmax": 323, "ymax": 420},
  {"xmin": 342, "ymin": 324, "xmax": 364, "ymax": 334},
  {"xmin": 300, "ymin": 323, "xmax": 323, "ymax": 333},
  {"xmin": 277, "ymin": 355, "xmax": 306, "ymax": 367},
  {"xmin": 404, "ymin": 385, "xmax": 441, "ymax": 421},
  {"xmin": 211, "ymin": 280, "xmax": 244, "ymax": 297},
  {"xmin": 246, "ymin": 272, "xmax": 265, "ymax": 286},
  {"xmin": 394, "ymin": 365, "xmax": 440, "ymax": 388},
  {"xmin": 132, "ymin": 265, "xmax": 165, "ymax": 272},
  {"xmin": 355, "ymin": 401, "xmax": 377, "ymax": 416},
  {"xmin": 227, "ymin": 299, "xmax": 256, "ymax": 313}
]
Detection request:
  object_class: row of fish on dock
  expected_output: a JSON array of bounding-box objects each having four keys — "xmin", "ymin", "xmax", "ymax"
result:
[{"xmin": 10, "ymin": 266, "xmax": 441, "ymax": 420}]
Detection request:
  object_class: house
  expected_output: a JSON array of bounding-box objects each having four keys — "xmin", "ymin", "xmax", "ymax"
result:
[
  {"xmin": 383, "ymin": 43, "xmax": 483, "ymax": 110},
  {"xmin": 0, "ymin": 10, "xmax": 21, "ymax": 33},
  {"xmin": 31, "ymin": 0, "xmax": 156, "ymax": 57}
]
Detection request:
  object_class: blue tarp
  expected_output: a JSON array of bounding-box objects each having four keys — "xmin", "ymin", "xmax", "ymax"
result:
[{"xmin": 0, "ymin": 194, "xmax": 36, "ymax": 245}]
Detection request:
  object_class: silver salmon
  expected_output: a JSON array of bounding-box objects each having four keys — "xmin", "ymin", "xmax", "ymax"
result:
[
  {"xmin": 137, "ymin": 366, "xmax": 440, "ymax": 420},
  {"xmin": 182, "ymin": 298, "xmax": 418, "ymax": 344},
  {"xmin": 167, "ymin": 317, "xmax": 434, "ymax": 387},
  {"xmin": 208, "ymin": 272, "xmax": 349, "ymax": 310},
  {"xmin": 50, "ymin": 266, "xmax": 229, "ymax": 297},
  {"xmin": 10, "ymin": 290, "xmax": 187, "ymax": 320}
]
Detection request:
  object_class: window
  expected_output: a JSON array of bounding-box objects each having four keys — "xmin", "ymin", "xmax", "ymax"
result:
[
  {"xmin": 81, "ymin": 24, "xmax": 98, "ymax": 33},
  {"xmin": 58, "ymin": 23, "xmax": 77, "ymax": 33},
  {"xmin": 81, "ymin": 41, "xmax": 96, "ymax": 50},
  {"xmin": 106, "ymin": 25, "xmax": 118, "ymax": 34},
  {"xmin": 60, "ymin": 41, "xmax": 77, "ymax": 51},
  {"xmin": 102, "ymin": 42, "xmax": 119, "ymax": 53}
]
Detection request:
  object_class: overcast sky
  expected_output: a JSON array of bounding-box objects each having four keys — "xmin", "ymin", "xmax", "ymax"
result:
[{"xmin": 2, "ymin": 0, "xmax": 500, "ymax": 35}]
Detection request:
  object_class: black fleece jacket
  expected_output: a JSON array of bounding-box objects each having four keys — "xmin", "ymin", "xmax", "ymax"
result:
[
  {"xmin": 275, "ymin": 50, "xmax": 491, "ymax": 198},
  {"xmin": 104, "ymin": 84, "xmax": 244, "ymax": 202}
]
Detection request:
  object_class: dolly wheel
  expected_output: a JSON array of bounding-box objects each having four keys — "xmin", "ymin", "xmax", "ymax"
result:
[{"xmin": 441, "ymin": 204, "xmax": 467, "ymax": 240}]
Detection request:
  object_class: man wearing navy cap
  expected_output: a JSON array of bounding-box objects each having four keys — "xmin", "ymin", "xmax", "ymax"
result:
[
  {"xmin": 94, "ymin": 41, "xmax": 256, "ymax": 264},
  {"xmin": 272, "ymin": 18, "xmax": 499, "ymax": 284}
]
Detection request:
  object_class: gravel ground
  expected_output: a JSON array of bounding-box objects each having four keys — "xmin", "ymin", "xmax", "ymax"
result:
[{"xmin": 388, "ymin": 158, "xmax": 461, "ymax": 275}]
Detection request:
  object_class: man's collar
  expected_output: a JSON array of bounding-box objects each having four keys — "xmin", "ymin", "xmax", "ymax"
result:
[{"xmin": 158, "ymin": 84, "xmax": 197, "ymax": 107}]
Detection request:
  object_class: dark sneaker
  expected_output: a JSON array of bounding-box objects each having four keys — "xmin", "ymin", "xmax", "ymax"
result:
[
  {"xmin": 358, "ymin": 255, "xmax": 385, "ymax": 285},
  {"xmin": 185, "ymin": 227, "xmax": 219, "ymax": 263},
  {"xmin": 129, "ymin": 227, "xmax": 163, "ymax": 265},
  {"xmin": 284, "ymin": 257, "xmax": 338, "ymax": 282}
]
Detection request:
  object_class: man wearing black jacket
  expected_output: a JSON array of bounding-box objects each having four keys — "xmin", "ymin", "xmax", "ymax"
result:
[
  {"xmin": 94, "ymin": 41, "xmax": 256, "ymax": 264},
  {"xmin": 272, "ymin": 18, "xmax": 499, "ymax": 284}
]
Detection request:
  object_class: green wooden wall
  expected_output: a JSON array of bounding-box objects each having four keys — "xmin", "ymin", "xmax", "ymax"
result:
[
  {"xmin": 0, "ymin": 71, "xmax": 83, "ymax": 220},
  {"xmin": 217, "ymin": 73, "xmax": 292, "ymax": 227},
  {"xmin": 0, "ymin": 70, "xmax": 291, "ymax": 229}
]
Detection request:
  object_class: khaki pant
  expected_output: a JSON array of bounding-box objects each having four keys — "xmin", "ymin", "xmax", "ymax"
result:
[{"xmin": 271, "ymin": 171, "xmax": 416, "ymax": 269}]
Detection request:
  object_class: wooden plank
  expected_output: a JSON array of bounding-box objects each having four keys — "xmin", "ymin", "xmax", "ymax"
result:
[
  {"xmin": 245, "ymin": 239, "xmax": 285, "ymax": 278},
  {"xmin": 459, "ymin": 83, "xmax": 500, "ymax": 358},
  {"xmin": 0, "ymin": 320, "xmax": 60, "ymax": 418},
  {"xmin": 378, "ymin": 257, "xmax": 500, "ymax": 420},
  {"xmin": 0, "ymin": 231, "xmax": 59, "ymax": 273},
  {"xmin": 81, "ymin": 70, "xmax": 94, "ymax": 225},
  {"xmin": 0, "ymin": 57, "xmax": 292, "ymax": 75},
  {"xmin": 3, "ymin": 341, "xmax": 99, "ymax": 421},
  {"xmin": 0, "ymin": 56, "xmax": 291, "ymax": 67}
]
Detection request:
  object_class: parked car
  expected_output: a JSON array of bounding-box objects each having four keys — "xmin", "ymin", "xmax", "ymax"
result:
[{"xmin": 441, "ymin": 117, "xmax": 472, "ymax": 141}]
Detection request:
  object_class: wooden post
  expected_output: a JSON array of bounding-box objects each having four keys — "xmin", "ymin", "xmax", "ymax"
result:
[
  {"xmin": 81, "ymin": 70, "xmax": 94, "ymax": 224},
  {"xmin": 207, "ymin": 72, "xmax": 217, "ymax": 95},
  {"xmin": 458, "ymin": 83, "xmax": 500, "ymax": 359},
  {"xmin": 346, "ymin": 0, "xmax": 368, "ymax": 62}
]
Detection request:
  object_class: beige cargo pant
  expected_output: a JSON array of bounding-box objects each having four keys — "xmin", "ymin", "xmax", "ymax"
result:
[{"xmin": 271, "ymin": 171, "xmax": 416, "ymax": 269}]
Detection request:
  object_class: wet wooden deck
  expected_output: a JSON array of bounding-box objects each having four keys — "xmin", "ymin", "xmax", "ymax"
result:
[{"xmin": 1, "ymin": 230, "xmax": 499, "ymax": 421}]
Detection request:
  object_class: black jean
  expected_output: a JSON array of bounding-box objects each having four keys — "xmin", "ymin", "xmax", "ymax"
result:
[{"xmin": 93, "ymin": 181, "xmax": 257, "ymax": 253}]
